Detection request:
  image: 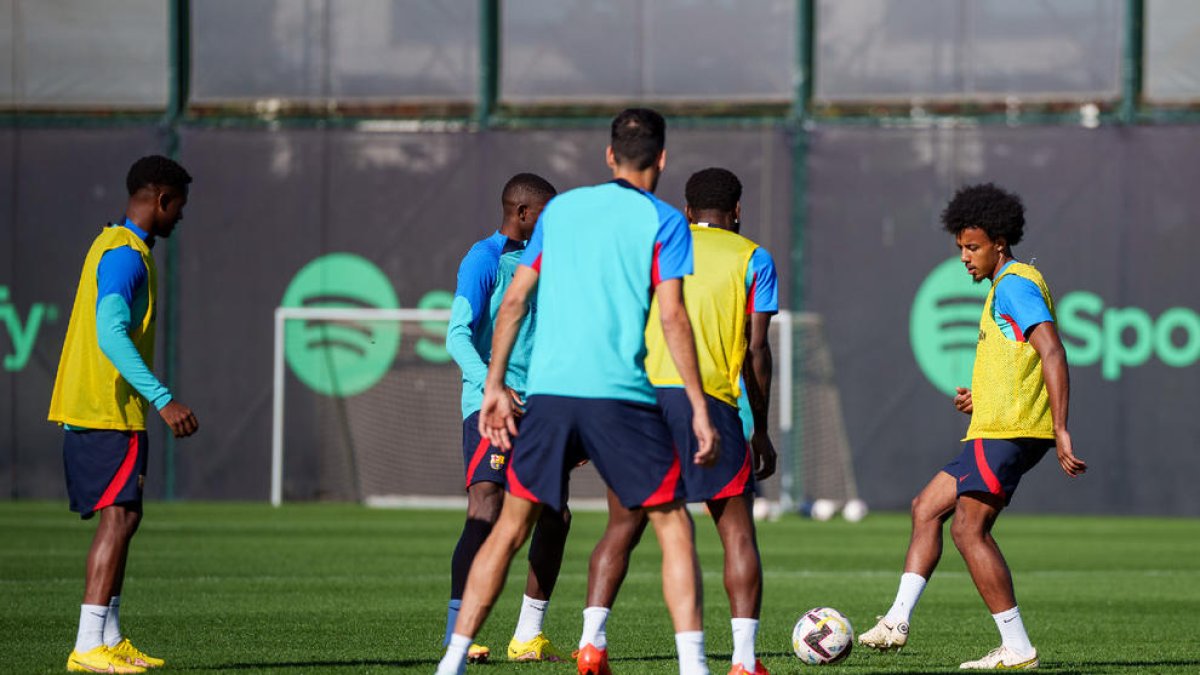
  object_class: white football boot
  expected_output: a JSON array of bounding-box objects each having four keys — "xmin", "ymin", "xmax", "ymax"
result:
[{"xmin": 959, "ymin": 645, "xmax": 1039, "ymax": 670}]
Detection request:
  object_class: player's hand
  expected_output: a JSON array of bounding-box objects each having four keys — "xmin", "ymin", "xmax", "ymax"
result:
[
  {"xmin": 1055, "ymin": 429, "xmax": 1087, "ymax": 477},
  {"xmin": 159, "ymin": 401, "xmax": 198, "ymax": 438},
  {"xmin": 479, "ymin": 384, "xmax": 518, "ymax": 450},
  {"xmin": 505, "ymin": 387, "xmax": 526, "ymax": 417},
  {"xmin": 954, "ymin": 387, "xmax": 973, "ymax": 414},
  {"xmin": 750, "ymin": 430, "xmax": 777, "ymax": 480},
  {"xmin": 691, "ymin": 409, "xmax": 720, "ymax": 467}
]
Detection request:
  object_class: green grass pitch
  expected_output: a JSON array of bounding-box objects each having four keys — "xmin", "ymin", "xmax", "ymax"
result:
[{"xmin": 2, "ymin": 501, "xmax": 1198, "ymax": 673}]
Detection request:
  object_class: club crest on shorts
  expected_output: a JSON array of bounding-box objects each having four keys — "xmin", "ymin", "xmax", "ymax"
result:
[{"xmin": 489, "ymin": 453, "xmax": 506, "ymax": 471}]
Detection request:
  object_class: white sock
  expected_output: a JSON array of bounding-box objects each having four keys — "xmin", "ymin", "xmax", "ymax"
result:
[
  {"xmin": 884, "ymin": 572, "xmax": 927, "ymax": 625},
  {"xmin": 435, "ymin": 633, "xmax": 472, "ymax": 675},
  {"xmin": 443, "ymin": 599, "xmax": 461, "ymax": 647},
  {"xmin": 993, "ymin": 606, "xmax": 1034, "ymax": 655},
  {"xmin": 730, "ymin": 618, "xmax": 758, "ymax": 671},
  {"xmin": 579, "ymin": 606, "xmax": 610, "ymax": 650},
  {"xmin": 513, "ymin": 595, "xmax": 549, "ymax": 642},
  {"xmin": 675, "ymin": 630, "xmax": 708, "ymax": 675},
  {"xmin": 103, "ymin": 596, "xmax": 123, "ymax": 648},
  {"xmin": 75, "ymin": 604, "xmax": 109, "ymax": 653}
]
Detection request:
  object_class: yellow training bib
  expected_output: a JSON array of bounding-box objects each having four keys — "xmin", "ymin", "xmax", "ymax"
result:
[
  {"xmin": 964, "ymin": 262, "xmax": 1056, "ymax": 441},
  {"xmin": 645, "ymin": 225, "xmax": 757, "ymax": 407},
  {"xmin": 48, "ymin": 226, "xmax": 157, "ymax": 430}
]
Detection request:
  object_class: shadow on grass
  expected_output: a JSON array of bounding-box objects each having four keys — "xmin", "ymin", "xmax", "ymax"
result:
[
  {"xmin": 829, "ymin": 657, "xmax": 1200, "ymax": 674},
  {"xmin": 1051, "ymin": 658, "xmax": 1200, "ymax": 671},
  {"xmin": 186, "ymin": 657, "xmax": 438, "ymax": 670},
  {"xmin": 179, "ymin": 655, "xmax": 1200, "ymax": 673}
]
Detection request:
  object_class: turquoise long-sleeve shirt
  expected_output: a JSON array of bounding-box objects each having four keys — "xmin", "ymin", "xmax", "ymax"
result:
[{"xmin": 446, "ymin": 231, "xmax": 536, "ymax": 419}]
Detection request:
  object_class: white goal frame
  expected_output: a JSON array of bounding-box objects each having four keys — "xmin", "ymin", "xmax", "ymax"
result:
[{"xmin": 271, "ymin": 307, "xmax": 794, "ymax": 507}]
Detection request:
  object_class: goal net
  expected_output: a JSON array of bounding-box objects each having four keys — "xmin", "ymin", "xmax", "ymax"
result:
[{"xmin": 270, "ymin": 309, "xmax": 857, "ymax": 510}]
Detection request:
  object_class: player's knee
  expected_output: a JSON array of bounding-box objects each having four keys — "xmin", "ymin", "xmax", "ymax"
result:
[
  {"xmin": 103, "ymin": 503, "xmax": 142, "ymax": 535},
  {"xmin": 126, "ymin": 509, "xmax": 142, "ymax": 534},
  {"xmin": 724, "ymin": 528, "xmax": 758, "ymax": 557},
  {"xmin": 466, "ymin": 483, "xmax": 505, "ymax": 522},
  {"xmin": 911, "ymin": 493, "xmax": 945, "ymax": 525},
  {"xmin": 949, "ymin": 514, "xmax": 982, "ymax": 549},
  {"xmin": 540, "ymin": 504, "xmax": 571, "ymax": 533},
  {"xmin": 907, "ymin": 492, "xmax": 936, "ymax": 523},
  {"xmin": 496, "ymin": 519, "xmax": 534, "ymax": 554}
]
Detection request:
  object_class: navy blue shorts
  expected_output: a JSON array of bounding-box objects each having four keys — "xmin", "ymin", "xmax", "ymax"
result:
[
  {"xmin": 656, "ymin": 388, "xmax": 753, "ymax": 503},
  {"xmin": 63, "ymin": 430, "xmax": 148, "ymax": 519},
  {"xmin": 507, "ymin": 395, "xmax": 681, "ymax": 512},
  {"xmin": 942, "ymin": 438, "xmax": 1052, "ymax": 506},
  {"xmin": 462, "ymin": 412, "xmax": 512, "ymax": 490}
]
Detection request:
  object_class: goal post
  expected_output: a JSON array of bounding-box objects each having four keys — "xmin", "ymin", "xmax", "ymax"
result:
[
  {"xmin": 271, "ymin": 307, "xmax": 455, "ymax": 506},
  {"xmin": 270, "ymin": 308, "xmax": 856, "ymax": 510}
]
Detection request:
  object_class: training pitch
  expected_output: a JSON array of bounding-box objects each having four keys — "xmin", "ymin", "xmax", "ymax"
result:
[{"xmin": 2, "ymin": 502, "xmax": 1197, "ymax": 673}]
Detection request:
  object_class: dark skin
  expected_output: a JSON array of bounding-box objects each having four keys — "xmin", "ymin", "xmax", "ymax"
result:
[
  {"xmin": 585, "ymin": 200, "xmax": 777, "ymax": 621},
  {"xmin": 898, "ymin": 226, "xmax": 1086, "ymax": 615},
  {"xmin": 454, "ymin": 148, "xmax": 717, "ymax": 641},
  {"xmin": 460, "ymin": 190, "xmax": 569, "ymax": 604},
  {"xmin": 82, "ymin": 183, "xmax": 199, "ymax": 607},
  {"xmin": 126, "ymin": 183, "xmax": 198, "ymax": 439}
]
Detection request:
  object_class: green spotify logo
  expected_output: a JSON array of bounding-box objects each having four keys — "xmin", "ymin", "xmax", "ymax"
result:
[
  {"xmin": 909, "ymin": 258, "xmax": 989, "ymax": 396},
  {"xmin": 910, "ymin": 257, "xmax": 1200, "ymax": 391},
  {"xmin": 281, "ymin": 253, "xmax": 400, "ymax": 397}
]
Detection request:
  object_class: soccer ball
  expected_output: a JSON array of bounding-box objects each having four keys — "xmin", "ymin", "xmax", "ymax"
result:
[
  {"xmin": 841, "ymin": 498, "xmax": 869, "ymax": 523},
  {"xmin": 809, "ymin": 498, "xmax": 838, "ymax": 521},
  {"xmin": 792, "ymin": 607, "xmax": 854, "ymax": 665},
  {"xmin": 752, "ymin": 498, "xmax": 775, "ymax": 521}
]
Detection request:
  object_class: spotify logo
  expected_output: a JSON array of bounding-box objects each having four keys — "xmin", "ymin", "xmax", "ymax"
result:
[
  {"xmin": 281, "ymin": 253, "xmax": 400, "ymax": 397},
  {"xmin": 911, "ymin": 258, "xmax": 1200, "ymax": 389},
  {"xmin": 909, "ymin": 257, "xmax": 990, "ymax": 396}
]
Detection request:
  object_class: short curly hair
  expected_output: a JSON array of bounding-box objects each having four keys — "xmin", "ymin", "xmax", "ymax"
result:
[
  {"xmin": 941, "ymin": 183, "xmax": 1025, "ymax": 247},
  {"xmin": 502, "ymin": 172, "xmax": 557, "ymax": 205},
  {"xmin": 126, "ymin": 155, "xmax": 192, "ymax": 196},
  {"xmin": 685, "ymin": 167, "xmax": 742, "ymax": 213}
]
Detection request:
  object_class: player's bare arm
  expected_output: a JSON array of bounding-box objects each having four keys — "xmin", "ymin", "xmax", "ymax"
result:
[
  {"xmin": 480, "ymin": 265, "xmax": 538, "ymax": 449},
  {"xmin": 954, "ymin": 387, "xmax": 973, "ymax": 414},
  {"xmin": 743, "ymin": 312, "xmax": 777, "ymax": 479},
  {"xmin": 655, "ymin": 277, "xmax": 719, "ymax": 466},
  {"xmin": 1027, "ymin": 321, "xmax": 1087, "ymax": 477}
]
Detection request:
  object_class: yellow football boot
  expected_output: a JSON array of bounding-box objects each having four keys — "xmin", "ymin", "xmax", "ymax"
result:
[
  {"xmin": 508, "ymin": 633, "xmax": 566, "ymax": 662},
  {"xmin": 66, "ymin": 645, "xmax": 146, "ymax": 674},
  {"xmin": 466, "ymin": 643, "xmax": 490, "ymax": 664},
  {"xmin": 109, "ymin": 639, "xmax": 165, "ymax": 668}
]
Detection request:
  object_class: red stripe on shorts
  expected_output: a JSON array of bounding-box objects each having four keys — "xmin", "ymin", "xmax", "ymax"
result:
[
  {"xmin": 93, "ymin": 433, "xmax": 139, "ymax": 512},
  {"xmin": 973, "ymin": 438, "xmax": 1006, "ymax": 499},
  {"xmin": 643, "ymin": 453, "xmax": 682, "ymax": 507},
  {"xmin": 504, "ymin": 457, "xmax": 540, "ymax": 503},
  {"xmin": 465, "ymin": 436, "xmax": 490, "ymax": 489},
  {"xmin": 710, "ymin": 442, "xmax": 753, "ymax": 501}
]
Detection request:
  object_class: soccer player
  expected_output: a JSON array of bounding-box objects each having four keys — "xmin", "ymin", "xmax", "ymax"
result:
[
  {"xmin": 580, "ymin": 167, "xmax": 780, "ymax": 675},
  {"xmin": 435, "ymin": 108, "xmax": 719, "ymax": 675},
  {"xmin": 857, "ymin": 183, "xmax": 1087, "ymax": 669},
  {"xmin": 443, "ymin": 173, "xmax": 569, "ymax": 663},
  {"xmin": 48, "ymin": 155, "xmax": 199, "ymax": 674}
]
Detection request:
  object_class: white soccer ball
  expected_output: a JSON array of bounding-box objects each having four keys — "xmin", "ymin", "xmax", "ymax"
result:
[
  {"xmin": 842, "ymin": 498, "xmax": 869, "ymax": 523},
  {"xmin": 809, "ymin": 498, "xmax": 838, "ymax": 521},
  {"xmin": 792, "ymin": 607, "xmax": 854, "ymax": 665},
  {"xmin": 752, "ymin": 498, "xmax": 773, "ymax": 522}
]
